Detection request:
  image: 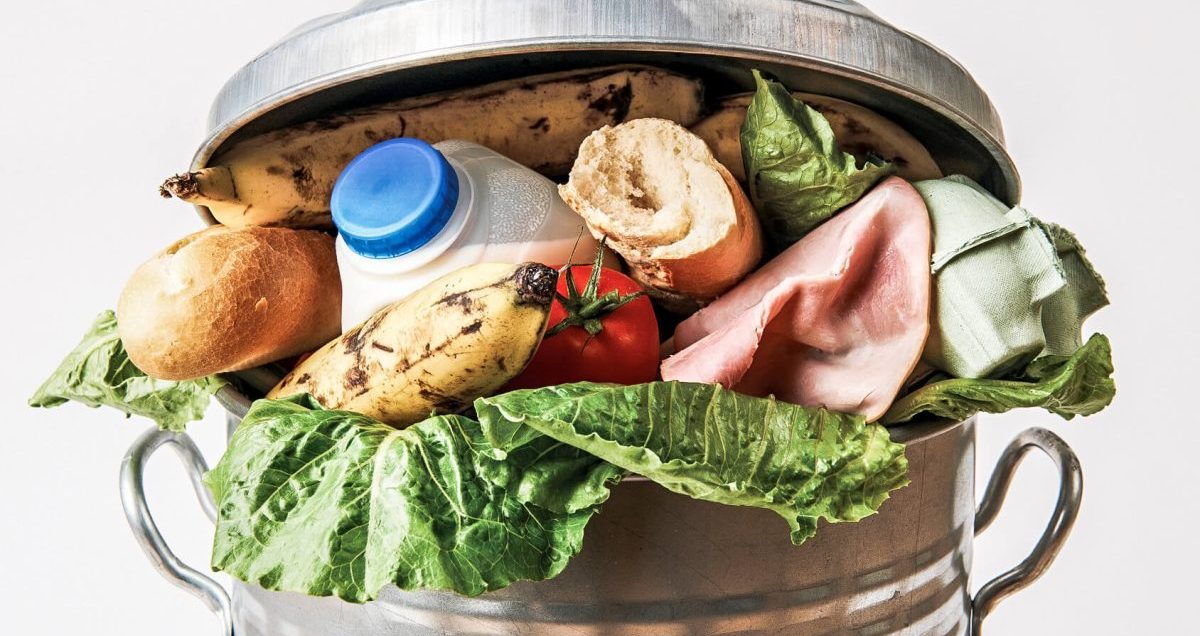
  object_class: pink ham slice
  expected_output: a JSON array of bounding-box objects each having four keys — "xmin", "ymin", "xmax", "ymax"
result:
[{"xmin": 660, "ymin": 176, "xmax": 932, "ymax": 421}]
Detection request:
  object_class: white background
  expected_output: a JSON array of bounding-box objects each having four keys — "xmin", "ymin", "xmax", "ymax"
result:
[{"xmin": 1, "ymin": 1, "xmax": 1196, "ymax": 634}]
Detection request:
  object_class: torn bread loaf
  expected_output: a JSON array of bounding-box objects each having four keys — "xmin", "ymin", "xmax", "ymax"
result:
[
  {"xmin": 559, "ymin": 118, "xmax": 763, "ymax": 310},
  {"xmin": 692, "ymin": 92, "xmax": 943, "ymax": 182}
]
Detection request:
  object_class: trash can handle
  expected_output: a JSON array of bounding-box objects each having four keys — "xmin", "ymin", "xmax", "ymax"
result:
[
  {"xmin": 971, "ymin": 427, "xmax": 1083, "ymax": 635},
  {"xmin": 119, "ymin": 426, "xmax": 233, "ymax": 636}
]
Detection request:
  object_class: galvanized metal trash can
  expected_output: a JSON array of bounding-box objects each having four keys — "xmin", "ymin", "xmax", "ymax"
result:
[{"xmin": 119, "ymin": 1, "xmax": 1084, "ymax": 634}]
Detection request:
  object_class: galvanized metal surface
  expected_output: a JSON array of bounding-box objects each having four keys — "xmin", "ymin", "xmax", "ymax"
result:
[
  {"xmin": 230, "ymin": 419, "xmax": 976, "ymax": 636},
  {"xmin": 121, "ymin": 409, "xmax": 1082, "ymax": 636},
  {"xmin": 191, "ymin": 0, "xmax": 1020, "ymax": 223}
]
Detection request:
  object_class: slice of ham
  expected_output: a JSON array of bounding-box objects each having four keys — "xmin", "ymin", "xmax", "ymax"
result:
[{"xmin": 660, "ymin": 176, "xmax": 932, "ymax": 421}]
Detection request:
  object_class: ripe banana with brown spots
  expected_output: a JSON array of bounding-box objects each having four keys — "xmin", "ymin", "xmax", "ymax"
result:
[
  {"xmin": 268, "ymin": 262, "xmax": 558, "ymax": 427},
  {"xmin": 161, "ymin": 65, "xmax": 705, "ymax": 229}
]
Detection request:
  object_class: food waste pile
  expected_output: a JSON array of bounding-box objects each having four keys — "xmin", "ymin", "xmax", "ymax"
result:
[{"xmin": 30, "ymin": 66, "xmax": 1114, "ymax": 602}]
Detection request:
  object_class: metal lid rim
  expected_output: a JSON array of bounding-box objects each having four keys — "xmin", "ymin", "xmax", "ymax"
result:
[{"xmin": 190, "ymin": 40, "xmax": 1019, "ymax": 224}]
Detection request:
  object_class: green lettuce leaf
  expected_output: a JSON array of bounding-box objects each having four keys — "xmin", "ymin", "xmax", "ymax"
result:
[
  {"xmin": 882, "ymin": 333, "xmax": 1115, "ymax": 425},
  {"xmin": 741, "ymin": 69, "xmax": 895, "ymax": 250},
  {"xmin": 205, "ymin": 394, "xmax": 623, "ymax": 602},
  {"xmin": 476, "ymin": 382, "xmax": 909, "ymax": 545},
  {"xmin": 28, "ymin": 310, "xmax": 224, "ymax": 431}
]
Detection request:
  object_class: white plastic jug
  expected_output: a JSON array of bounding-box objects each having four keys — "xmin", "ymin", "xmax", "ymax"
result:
[{"xmin": 331, "ymin": 139, "xmax": 601, "ymax": 329}]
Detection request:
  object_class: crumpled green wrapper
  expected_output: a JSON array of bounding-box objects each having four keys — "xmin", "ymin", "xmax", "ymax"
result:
[{"xmin": 915, "ymin": 176, "xmax": 1108, "ymax": 378}]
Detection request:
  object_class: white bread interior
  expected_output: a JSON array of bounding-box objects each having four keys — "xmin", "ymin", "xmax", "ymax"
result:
[{"xmin": 559, "ymin": 118, "xmax": 763, "ymax": 308}]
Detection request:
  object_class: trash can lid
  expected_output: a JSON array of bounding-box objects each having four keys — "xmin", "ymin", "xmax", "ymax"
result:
[{"xmin": 190, "ymin": 0, "xmax": 1019, "ymax": 222}]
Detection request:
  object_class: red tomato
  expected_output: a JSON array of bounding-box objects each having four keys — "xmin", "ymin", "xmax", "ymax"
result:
[{"xmin": 506, "ymin": 262, "xmax": 660, "ymax": 389}]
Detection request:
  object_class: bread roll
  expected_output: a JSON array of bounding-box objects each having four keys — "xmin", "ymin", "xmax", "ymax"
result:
[
  {"xmin": 691, "ymin": 92, "xmax": 943, "ymax": 182},
  {"xmin": 559, "ymin": 118, "xmax": 763, "ymax": 310},
  {"xmin": 117, "ymin": 226, "xmax": 341, "ymax": 380}
]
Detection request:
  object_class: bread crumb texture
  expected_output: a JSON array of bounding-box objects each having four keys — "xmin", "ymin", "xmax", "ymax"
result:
[{"xmin": 563, "ymin": 118, "xmax": 734, "ymax": 260}]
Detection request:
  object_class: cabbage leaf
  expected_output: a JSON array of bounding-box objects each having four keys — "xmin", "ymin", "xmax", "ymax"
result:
[
  {"xmin": 883, "ymin": 333, "xmax": 1115, "ymax": 425},
  {"xmin": 476, "ymin": 381, "xmax": 909, "ymax": 545},
  {"xmin": 29, "ymin": 310, "xmax": 223, "ymax": 431},
  {"xmin": 205, "ymin": 394, "xmax": 622, "ymax": 602},
  {"xmin": 741, "ymin": 70, "xmax": 895, "ymax": 250}
]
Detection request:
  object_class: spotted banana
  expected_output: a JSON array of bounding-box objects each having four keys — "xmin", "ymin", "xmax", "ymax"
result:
[
  {"xmin": 161, "ymin": 66, "xmax": 705, "ymax": 228},
  {"xmin": 268, "ymin": 262, "xmax": 558, "ymax": 427}
]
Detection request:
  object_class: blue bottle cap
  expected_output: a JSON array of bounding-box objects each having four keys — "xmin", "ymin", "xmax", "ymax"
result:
[{"xmin": 331, "ymin": 138, "xmax": 460, "ymax": 259}]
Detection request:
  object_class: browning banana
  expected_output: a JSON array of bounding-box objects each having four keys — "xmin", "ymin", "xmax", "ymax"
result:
[
  {"xmin": 161, "ymin": 66, "xmax": 705, "ymax": 229},
  {"xmin": 268, "ymin": 262, "xmax": 558, "ymax": 427}
]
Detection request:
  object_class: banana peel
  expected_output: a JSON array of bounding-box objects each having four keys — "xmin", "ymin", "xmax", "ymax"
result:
[
  {"xmin": 161, "ymin": 66, "xmax": 705, "ymax": 229},
  {"xmin": 269, "ymin": 262, "xmax": 558, "ymax": 427}
]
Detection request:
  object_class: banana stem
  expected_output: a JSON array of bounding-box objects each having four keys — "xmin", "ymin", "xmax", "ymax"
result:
[{"xmin": 159, "ymin": 166, "xmax": 237, "ymax": 205}]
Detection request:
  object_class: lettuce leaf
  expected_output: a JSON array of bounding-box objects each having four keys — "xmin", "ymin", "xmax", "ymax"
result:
[
  {"xmin": 741, "ymin": 69, "xmax": 895, "ymax": 250},
  {"xmin": 882, "ymin": 333, "xmax": 1115, "ymax": 425},
  {"xmin": 205, "ymin": 394, "xmax": 623, "ymax": 602},
  {"xmin": 476, "ymin": 381, "xmax": 909, "ymax": 545},
  {"xmin": 28, "ymin": 310, "xmax": 224, "ymax": 431}
]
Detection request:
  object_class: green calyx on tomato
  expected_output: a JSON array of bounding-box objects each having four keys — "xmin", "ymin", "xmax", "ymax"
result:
[
  {"xmin": 548, "ymin": 239, "xmax": 644, "ymax": 340},
  {"xmin": 505, "ymin": 239, "xmax": 662, "ymax": 390}
]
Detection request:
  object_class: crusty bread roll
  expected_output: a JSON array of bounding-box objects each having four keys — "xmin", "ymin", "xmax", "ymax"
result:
[
  {"xmin": 691, "ymin": 92, "xmax": 943, "ymax": 182},
  {"xmin": 117, "ymin": 226, "xmax": 341, "ymax": 380},
  {"xmin": 559, "ymin": 118, "xmax": 763, "ymax": 310}
]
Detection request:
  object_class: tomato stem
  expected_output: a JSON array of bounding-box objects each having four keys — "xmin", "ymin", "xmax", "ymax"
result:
[{"xmin": 546, "ymin": 238, "xmax": 644, "ymax": 339}]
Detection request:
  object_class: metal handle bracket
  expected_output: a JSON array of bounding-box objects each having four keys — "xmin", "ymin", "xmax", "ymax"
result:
[
  {"xmin": 971, "ymin": 427, "xmax": 1083, "ymax": 635},
  {"xmin": 119, "ymin": 418, "xmax": 1081, "ymax": 636},
  {"xmin": 119, "ymin": 427, "xmax": 234, "ymax": 636}
]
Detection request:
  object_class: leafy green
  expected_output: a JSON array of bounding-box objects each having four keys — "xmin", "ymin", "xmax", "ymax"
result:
[
  {"xmin": 476, "ymin": 381, "xmax": 909, "ymax": 545},
  {"xmin": 883, "ymin": 333, "xmax": 1115, "ymax": 425},
  {"xmin": 741, "ymin": 70, "xmax": 895, "ymax": 250},
  {"xmin": 28, "ymin": 310, "xmax": 224, "ymax": 431},
  {"xmin": 205, "ymin": 394, "xmax": 623, "ymax": 602}
]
